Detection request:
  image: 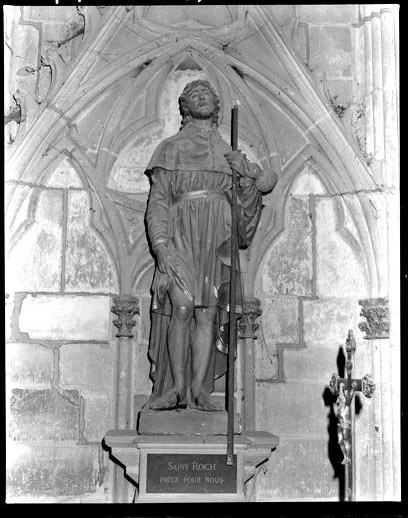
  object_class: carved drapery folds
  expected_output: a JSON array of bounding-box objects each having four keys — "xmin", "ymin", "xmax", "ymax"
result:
[
  {"xmin": 238, "ymin": 297, "xmax": 262, "ymax": 340},
  {"xmin": 358, "ymin": 298, "xmax": 390, "ymax": 340},
  {"xmin": 111, "ymin": 296, "xmax": 139, "ymax": 338}
]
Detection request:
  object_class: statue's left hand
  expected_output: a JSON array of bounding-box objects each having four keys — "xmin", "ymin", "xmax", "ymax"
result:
[{"xmin": 224, "ymin": 150, "xmax": 246, "ymax": 175}]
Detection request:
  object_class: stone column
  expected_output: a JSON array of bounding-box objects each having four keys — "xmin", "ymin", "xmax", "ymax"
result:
[
  {"xmin": 358, "ymin": 298, "xmax": 396, "ymax": 500},
  {"xmin": 355, "ymin": 4, "xmax": 399, "ymax": 501},
  {"xmin": 362, "ymin": 5, "xmax": 375, "ymax": 159},
  {"xmin": 380, "ymin": 5, "xmax": 400, "ymax": 501},
  {"xmin": 111, "ymin": 296, "xmax": 139, "ymax": 428},
  {"xmin": 238, "ymin": 298, "xmax": 262, "ymax": 431},
  {"xmin": 111, "ymin": 295, "xmax": 139, "ymax": 503},
  {"xmin": 371, "ymin": 10, "xmax": 384, "ymax": 172},
  {"xmin": 380, "ymin": 6, "xmax": 399, "ymax": 188}
]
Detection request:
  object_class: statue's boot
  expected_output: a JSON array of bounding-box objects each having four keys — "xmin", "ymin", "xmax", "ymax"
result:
[
  {"xmin": 146, "ymin": 389, "xmax": 182, "ymax": 411},
  {"xmin": 189, "ymin": 392, "xmax": 223, "ymax": 412}
]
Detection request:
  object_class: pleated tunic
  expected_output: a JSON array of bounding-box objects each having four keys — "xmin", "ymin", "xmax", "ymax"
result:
[
  {"xmin": 145, "ymin": 121, "xmax": 262, "ymax": 311},
  {"xmin": 147, "ymin": 167, "xmax": 231, "ymax": 308}
]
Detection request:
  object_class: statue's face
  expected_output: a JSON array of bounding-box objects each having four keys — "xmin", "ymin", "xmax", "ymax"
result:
[{"xmin": 186, "ymin": 84, "xmax": 216, "ymax": 120}]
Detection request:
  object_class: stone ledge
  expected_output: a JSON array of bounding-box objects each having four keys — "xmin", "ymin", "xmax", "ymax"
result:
[{"xmin": 137, "ymin": 408, "xmax": 241, "ymax": 436}]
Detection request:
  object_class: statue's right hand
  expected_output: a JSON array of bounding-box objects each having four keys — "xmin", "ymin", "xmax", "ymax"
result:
[{"xmin": 156, "ymin": 244, "xmax": 177, "ymax": 280}]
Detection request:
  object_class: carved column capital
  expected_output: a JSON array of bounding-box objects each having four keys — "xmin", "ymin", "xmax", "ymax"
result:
[
  {"xmin": 358, "ymin": 298, "xmax": 390, "ymax": 340},
  {"xmin": 111, "ymin": 296, "xmax": 139, "ymax": 338},
  {"xmin": 238, "ymin": 297, "xmax": 262, "ymax": 340}
]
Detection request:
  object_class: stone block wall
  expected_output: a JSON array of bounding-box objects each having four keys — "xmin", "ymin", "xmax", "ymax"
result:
[
  {"xmin": 274, "ymin": 6, "xmax": 358, "ymax": 120},
  {"xmin": 288, "ymin": 5, "xmax": 399, "ymax": 191},
  {"xmin": 283, "ymin": 6, "xmax": 366, "ymax": 172},
  {"xmin": 249, "ymin": 5, "xmax": 399, "ymax": 502},
  {"xmin": 6, "ymin": 7, "xmax": 119, "ymax": 494},
  {"xmin": 6, "ymin": 294, "xmax": 116, "ymax": 502},
  {"xmin": 253, "ymin": 163, "xmax": 371, "ymax": 500}
]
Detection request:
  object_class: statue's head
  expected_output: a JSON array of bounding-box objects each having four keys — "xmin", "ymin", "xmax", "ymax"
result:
[{"xmin": 179, "ymin": 79, "xmax": 220, "ymax": 128}]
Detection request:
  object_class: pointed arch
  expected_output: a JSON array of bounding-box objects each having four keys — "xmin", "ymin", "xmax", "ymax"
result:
[
  {"xmin": 247, "ymin": 148, "xmax": 380, "ymax": 297},
  {"xmin": 92, "ymin": 41, "xmax": 282, "ymax": 186},
  {"xmin": 6, "ymin": 6, "xmax": 386, "ymax": 296}
]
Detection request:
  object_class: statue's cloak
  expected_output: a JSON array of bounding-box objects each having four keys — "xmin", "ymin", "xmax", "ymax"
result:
[{"xmin": 146, "ymin": 123, "xmax": 233, "ymax": 175}]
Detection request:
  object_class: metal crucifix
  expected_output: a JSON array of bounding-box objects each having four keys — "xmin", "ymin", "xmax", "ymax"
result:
[{"xmin": 329, "ymin": 330, "xmax": 376, "ymax": 501}]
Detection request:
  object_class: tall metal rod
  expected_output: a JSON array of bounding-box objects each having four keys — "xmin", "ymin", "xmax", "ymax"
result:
[
  {"xmin": 227, "ymin": 103, "xmax": 239, "ymax": 466},
  {"xmin": 351, "ymin": 346, "xmax": 356, "ymax": 501},
  {"xmin": 350, "ymin": 343, "xmax": 357, "ymax": 501},
  {"xmin": 345, "ymin": 349, "xmax": 351, "ymax": 500}
]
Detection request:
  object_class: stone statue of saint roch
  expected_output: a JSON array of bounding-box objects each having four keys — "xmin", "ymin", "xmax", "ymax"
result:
[{"xmin": 144, "ymin": 79, "xmax": 277, "ymax": 412}]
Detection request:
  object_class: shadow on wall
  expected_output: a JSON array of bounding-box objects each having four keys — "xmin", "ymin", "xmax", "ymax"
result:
[
  {"xmin": 101, "ymin": 438, "xmax": 138, "ymax": 503},
  {"xmin": 322, "ymin": 385, "xmax": 345, "ymax": 500},
  {"xmin": 322, "ymin": 345, "xmax": 363, "ymax": 501}
]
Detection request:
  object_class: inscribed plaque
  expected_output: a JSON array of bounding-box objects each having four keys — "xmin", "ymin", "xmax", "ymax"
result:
[{"xmin": 146, "ymin": 453, "xmax": 237, "ymax": 494}]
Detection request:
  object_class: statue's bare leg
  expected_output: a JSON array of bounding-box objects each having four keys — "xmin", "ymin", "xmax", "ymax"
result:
[
  {"xmin": 189, "ymin": 306, "xmax": 221, "ymax": 412},
  {"xmin": 148, "ymin": 284, "xmax": 193, "ymax": 411}
]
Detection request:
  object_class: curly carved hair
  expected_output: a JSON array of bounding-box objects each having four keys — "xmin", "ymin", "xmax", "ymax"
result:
[{"xmin": 178, "ymin": 79, "xmax": 220, "ymax": 128}]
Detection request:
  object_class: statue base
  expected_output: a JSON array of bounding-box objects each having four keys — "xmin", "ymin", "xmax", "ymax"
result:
[
  {"xmin": 104, "ymin": 430, "xmax": 279, "ymax": 502},
  {"xmin": 137, "ymin": 408, "xmax": 241, "ymax": 435}
]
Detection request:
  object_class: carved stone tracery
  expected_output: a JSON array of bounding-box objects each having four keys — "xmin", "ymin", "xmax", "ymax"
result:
[{"xmin": 6, "ymin": 5, "xmax": 386, "ymax": 300}]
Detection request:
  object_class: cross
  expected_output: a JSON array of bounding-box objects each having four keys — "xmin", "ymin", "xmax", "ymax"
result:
[
  {"xmin": 329, "ymin": 330, "xmax": 375, "ymax": 501},
  {"xmin": 329, "ymin": 330, "xmax": 376, "ymax": 400}
]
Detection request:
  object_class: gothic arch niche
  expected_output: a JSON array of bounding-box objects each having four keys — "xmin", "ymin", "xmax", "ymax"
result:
[
  {"xmin": 6, "ymin": 5, "xmax": 385, "ymax": 301},
  {"xmin": 6, "ymin": 154, "xmax": 119, "ymax": 295},
  {"xmin": 99, "ymin": 45, "xmax": 283, "ymax": 290},
  {"xmin": 104, "ymin": 51, "xmax": 278, "ymax": 204},
  {"xmin": 68, "ymin": 29, "xmax": 383, "ymax": 302},
  {"xmin": 254, "ymin": 159, "xmax": 370, "ymax": 301},
  {"xmin": 74, "ymin": 30, "xmax": 382, "ymax": 300},
  {"xmin": 6, "ymin": 187, "xmax": 64, "ymax": 293}
]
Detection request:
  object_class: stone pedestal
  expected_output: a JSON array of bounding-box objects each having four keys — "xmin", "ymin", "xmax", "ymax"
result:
[
  {"xmin": 137, "ymin": 408, "xmax": 241, "ymax": 435},
  {"xmin": 104, "ymin": 430, "xmax": 279, "ymax": 502}
]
